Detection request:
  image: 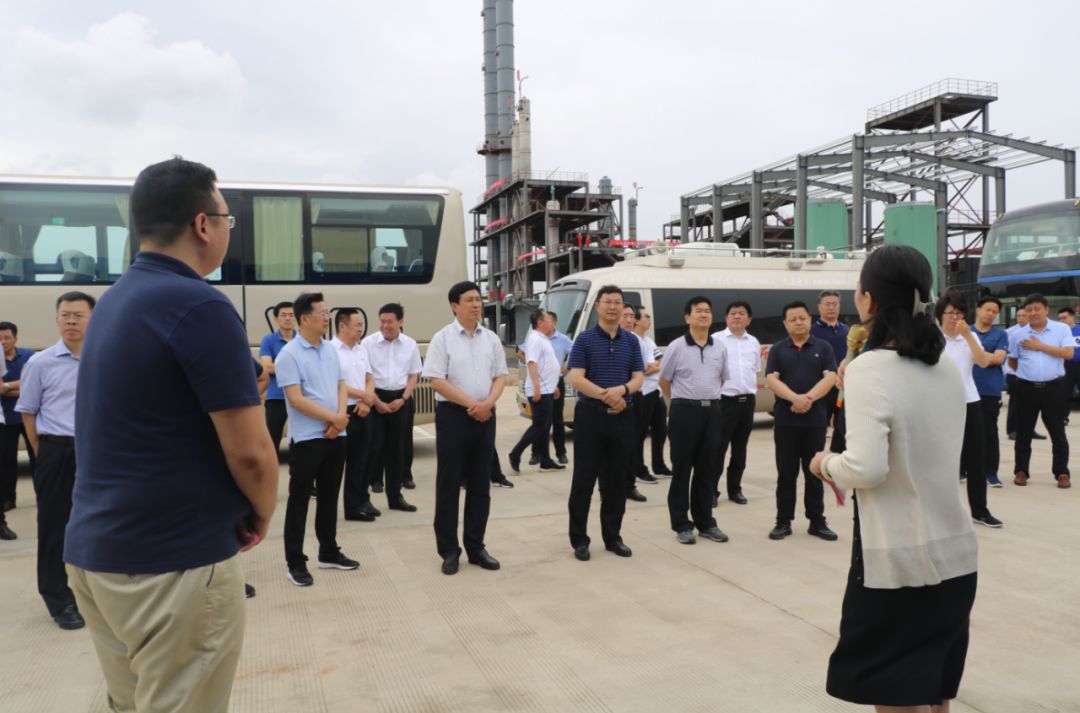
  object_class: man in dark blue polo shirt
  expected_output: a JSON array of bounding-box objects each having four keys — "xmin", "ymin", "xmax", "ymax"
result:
[
  {"xmin": 566, "ymin": 285, "xmax": 644, "ymax": 561},
  {"xmin": 811, "ymin": 290, "xmax": 849, "ymax": 453},
  {"xmin": 1, "ymin": 320, "xmax": 35, "ymax": 515},
  {"xmin": 972, "ymin": 296, "xmax": 1010, "ymax": 487},
  {"xmin": 766, "ymin": 301, "xmax": 838, "ymax": 542},
  {"xmin": 260, "ymin": 301, "xmax": 295, "ymax": 456},
  {"xmin": 65, "ymin": 158, "xmax": 280, "ymax": 711}
]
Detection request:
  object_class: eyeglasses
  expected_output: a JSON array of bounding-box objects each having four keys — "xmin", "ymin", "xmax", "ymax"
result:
[
  {"xmin": 199, "ymin": 213, "xmax": 236, "ymax": 229},
  {"xmin": 598, "ymin": 300, "xmax": 624, "ymax": 307}
]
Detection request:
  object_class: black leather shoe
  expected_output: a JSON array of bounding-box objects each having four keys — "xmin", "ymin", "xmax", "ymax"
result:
[
  {"xmin": 467, "ymin": 549, "xmax": 501, "ymax": 570},
  {"xmin": 605, "ymin": 540, "xmax": 632, "ymax": 557},
  {"xmin": 0, "ymin": 523, "xmax": 16, "ymax": 540},
  {"xmin": 539, "ymin": 460, "xmax": 565, "ymax": 471},
  {"xmin": 2, "ymin": 499, "xmax": 13, "ymax": 512},
  {"xmin": 371, "ymin": 482, "xmax": 384, "ymax": 493},
  {"xmin": 492, "ymin": 476, "xmax": 515, "ymax": 488},
  {"xmin": 808, "ymin": 523, "xmax": 839, "ymax": 541},
  {"xmin": 509, "ymin": 452, "xmax": 521, "ymax": 473},
  {"xmin": 1032, "ymin": 431, "xmax": 1047, "ymax": 440},
  {"xmin": 245, "ymin": 583, "xmax": 256, "ymax": 598},
  {"xmin": 573, "ymin": 545, "xmax": 590, "ymax": 561},
  {"xmin": 627, "ymin": 488, "xmax": 647, "ymax": 503},
  {"xmin": 557, "ymin": 454, "xmax": 569, "ymax": 465},
  {"xmin": 729, "ymin": 492, "xmax": 748, "ymax": 505},
  {"xmin": 361, "ymin": 501, "xmax": 382, "ymax": 518},
  {"xmin": 53, "ymin": 604, "xmax": 85, "ymax": 630},
  {"xmin": 769, "ymin": 522, "xmax": 792, "ymax": 540},
  {"xmin": 652, "ymin": 464, "xmax": 673, "ymax": 476},
  {"xmin": 403, "ymin": 479, "xmax": 416, "ymax": 490},
  {"xmin": 528, "ymin": 455, "xmax": 540, "ymax": 465},
  {"xmin": 389, "ymin": 499, "xmax": 418, "ymax": 512},
  {"xmin": 344, "ymin": 511, "xmax": 376, "ymax": 522},
  {"xmin": 441, "ymin": 551, "xmax": 460, "ymax": 575},
  {"xmin": 711, "ymin": 495, "xmax": 719, "ymax": 508}
]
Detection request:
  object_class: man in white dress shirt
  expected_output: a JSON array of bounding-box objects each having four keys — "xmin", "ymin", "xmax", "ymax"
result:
[
  {"xmin": 332, "ymin": 309, "xmax": 379, "ymax": 522},
  {"xmin": 712, "ymin": 301, "xmax": 760, "ymax": 506},
  {"xmin": 631, "ymin": 306, "xmax": 664, "ymax": 486},
  {"xmin": 423, "ymin": 281, "xmax": 507, "ymax": 575},
  {"xmin": 362, "ymin": 303, "xmax": 423, "ymax": 511},
  {"xmin": 509, "ymin": 310, "xmax": 564, "ymax": 472}
]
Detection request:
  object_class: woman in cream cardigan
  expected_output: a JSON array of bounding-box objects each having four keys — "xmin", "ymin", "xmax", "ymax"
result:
[{"xmin": 809, "ymin": 245, "xmax": 978, "ymax": 713}]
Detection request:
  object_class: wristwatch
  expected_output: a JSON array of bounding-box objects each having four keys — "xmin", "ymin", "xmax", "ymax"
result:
[
  {"xmin": 622, "ymin": 384, "xmax": 630, "ymax": 396},
  {"xmin": 1, "ymin": 382, "xmax": 7, "ymax": 394}
]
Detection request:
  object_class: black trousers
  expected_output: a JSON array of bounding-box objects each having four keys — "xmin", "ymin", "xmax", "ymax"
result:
[
  {"xmin": 532, "ymin": 377, "xmax": 567, "ymax": 459},
  {"xmin": 342, "ymin": 411, "xmax": 372, "ymax": 516},
  {"xmin": 1064, "ymin": 363, "xmax": 1080, "ymax": 412},
  {"xmin": 369, "ymin": 389, "xmax": 409, "ymax": 503},
  {"xmin": 625, "ymin": 393, "xmax": 643, "ymax": 493},
  {"xmin": 1013, "ymin": 378, "xmax": 1070, "ymax": 476},
  {"xmin": 1, "ymin": 422, "xmax": 35, "ymax": 504},
  {"xmin": 773, "ymin": 426, "xmax": 827, "ymax": 525},
  {"xmin": 635, "ymin": 391, "xmax": 662, "ymax": 477},
  {"xmin": 960, "ymin": 401, "xmax": 989, "ymax": 518},
  {"xmin": 715, "ymin": 394, "xmax": 755, "ymax": 497},
  {"xmin": 568, "ymin": 401, "xmax": 634, "ymax": 548},
  {"xmin": 433, "ymin": 403, "xmax": 495, "ymax": 557},
  {"xmin": 283, "ymin": 438, "xmax": 346, "ymax": 567},
  {"xmin": 648, "ymin": 392, "xmax": 669, "ymax": 470},
  {"xmin": 34, "ymin": 435, "xmax": 76, "ymax": 615},
  {"xmin": 979, "ymin": 395, "xmax": 1003, "ymax": 478},
  {"xmin": 1005, "ymin": 374, "xmax": 1018, "ymax": 435},
  {"xmin": 512, "ymin": 393, "xmax": 554, "ymax": 463},
  {"xmin": 403, "ymin": 397, "xmax": 415, "ymax": 481},
  {"xmin": 666, "ymin": 401, "xmax": 720, "ymax": 533},
  {"xmin": 265, "ymin": 399, "xmax": 287, "ymax": 455},
  {"xmin": 825, "ymin": 387, "xmax": 847, "ymax": 453}
]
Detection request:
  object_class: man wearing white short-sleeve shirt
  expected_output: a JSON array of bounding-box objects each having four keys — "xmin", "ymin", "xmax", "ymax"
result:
[{"xmin": 509, "ymin": 310, "xmax": 564, "ymax": 473}]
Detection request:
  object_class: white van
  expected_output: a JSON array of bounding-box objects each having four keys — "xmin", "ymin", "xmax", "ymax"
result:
[{"xmin": 516, "ymin": 244, "xmax": 864, "ymax": 423}]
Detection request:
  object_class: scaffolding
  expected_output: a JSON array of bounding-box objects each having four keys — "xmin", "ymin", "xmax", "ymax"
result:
[{"xmin": 672, "ymin": 79, "xmax": 1077, "ymax": 289}]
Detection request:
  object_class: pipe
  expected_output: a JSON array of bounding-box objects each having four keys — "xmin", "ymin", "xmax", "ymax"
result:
[
  {"xmin": 495, "ymin": 0, "xmax": 515, "ymax": 182},
  {"xmin": 482, "ymin": 1, "xmax": 498, "ymax": 189},
  {"xmin": 628, "ymin": 198, "xmax": 638, "ymax": 243}
]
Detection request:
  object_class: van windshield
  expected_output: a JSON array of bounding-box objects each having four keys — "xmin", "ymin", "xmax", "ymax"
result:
[{"xmin": 540, "ymin": 289, "xmax": 587, "ymax": 336}]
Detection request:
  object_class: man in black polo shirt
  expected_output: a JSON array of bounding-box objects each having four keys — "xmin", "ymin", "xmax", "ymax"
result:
[
  {"xmin": 65, "ymin": 158, "xmax": 280, "ymax": 711},
  {"xmin": 811, "ymin": 290, "xmax": 849, "ymax": 453},
  {"xmin": 566, "ymin": 285, "xmax": 644, "ymax": 561},
  {"xmin": 765, "ymin": 301, "xmax": 838, "ymax": 542}
]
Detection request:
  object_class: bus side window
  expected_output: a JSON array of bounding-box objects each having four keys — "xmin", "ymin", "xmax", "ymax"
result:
[{"xmin": 253, "ymin": 195, "xmax": 304, "ymax": 282}]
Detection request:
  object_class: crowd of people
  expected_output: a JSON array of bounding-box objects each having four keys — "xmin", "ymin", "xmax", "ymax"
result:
[{"xmin": 0, "ymin": 157, "xmax": 1077, "ymax": 712}]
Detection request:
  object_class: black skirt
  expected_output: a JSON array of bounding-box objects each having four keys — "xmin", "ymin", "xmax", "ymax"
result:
[{"xmin": 826, "ymin": 497, "xmax": 978, "ymax": 707}]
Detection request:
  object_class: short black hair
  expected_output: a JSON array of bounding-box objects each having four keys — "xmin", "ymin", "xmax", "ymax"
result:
[
  {"xmin": 379, "ymin": 303, "xmax": 404, "ymax": 320},
  {"xmin": 130, "ymin": 156, "xmax": 219, "ymax": 247},
  {"xmin": 0, "ymin": 321, "xmax": 16, "ymax": 336},
  {"xmin": 335, "ymin": 307, "xmax": 360, "ymax": 330},
  {"xmin": 818, "ymin": 290, "xmax": 840, "ymax": 302},
  {"xmin": 935, "ymin": 290, "xmax": 969, "ymax": 320},
  {"xmin": 1022, "ymin": 293, "xmax": 1049, "ymax": 309},
  {"xmin": 272, "ymin": 301, "xmax": 294, "ymax": 317},
  {"xmin": 726, "ymin": 301, "xmax": 752, "ymax": 318},
  {"xmin": 632, "ymin": 304, "xmax": 645, "ymax": 321},
  {"xmin": 56, "ymin": 291, "xmax": 96, "ymax": 311},
  {"xmin": 595, "ymin": 285, "xmax": 623, "ymax": 301},
  {"xmin": 529, "ymin": 310, "xmax": 543, "ymax": 328},
  {"xmin": 293, "ymin": 292, "xmax": 325, "ymax": 320},
  {"xmin": 781, "ymin": 301, "xmax": 810, "ymax": 320},
  {"xmin": 448, "ymin": 281, "xmax": 481, "ymax": 305},
  {"xmin": 684, "ymin": 296, "xmax": 712, "ymax": 316},
  {"xmin": 547, "ymin": 311, "xmax": 559, "ymax": 322},
  {"xmin": 1058, "ymin": 307, "xmax": 1076, "ymax": 317},
  {"xmin": 976, "ymin": 296, "xmax": 1002, "ymax": 310}
]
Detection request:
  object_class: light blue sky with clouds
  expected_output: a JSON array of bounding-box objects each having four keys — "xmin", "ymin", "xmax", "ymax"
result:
[{"xmin": 1, "ymin": 1, "xmax": 1076, "ymax": 243}]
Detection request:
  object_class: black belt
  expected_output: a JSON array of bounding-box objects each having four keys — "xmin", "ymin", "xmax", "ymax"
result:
[
  {"xmin": 670, "ymin": 398, "xmax": 720, "ymax": 407},
  {"xmin": 375, "ymin": 388, "xmax": 406, "ymax": 400},
  {"xmin": 39, "ymin": 434, "xmax": 74, "ymax": 443},
  {"xmin": 579, "ymin": 398, "xmax": 632, "ymax": 415},
  {"xmin": 1019, "ymin": 377, "xmax": 1064, "ymax": 389},
  {"xmin": 721, "ymin": 394, "xmax": 755, "ymax": 403}
]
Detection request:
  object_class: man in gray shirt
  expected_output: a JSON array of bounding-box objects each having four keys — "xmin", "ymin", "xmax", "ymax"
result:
[
  {"xmin": 658, "ymin": 296, "xmax": 730, "ymax": 545},
  {"xmin": 423, "ymin": 281, "xmax": 508, "ymax": 575}
]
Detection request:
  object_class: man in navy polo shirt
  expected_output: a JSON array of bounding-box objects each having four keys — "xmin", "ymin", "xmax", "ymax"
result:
[
  {"xmin": 66, "ymin": 157, "xmax": 280, "ymax": 711},
  {"xmin": 1, "ymin": 320, "xmax": 35, "ymax": 515},
  {"xmin": 1058, "ymin": 307, "xmax": 1080, "ymax": 408},
  {"xmin": 276, "ymin": 291, "xmax": 358, "ymax": 585},
  {"xmin": 766, "ymin": 301, "xmax": 838, "ymax": 542},
  {"xmin": 811, "ymin": 290, "xmax": 849, "ymax": 453},
  {"xmin": 566, "ymin": 285, "xmax": 644, "ymax": 561},
  {"xmin": 260, "ymin": 301, "xmax": 295, "ymax": 456},
  {"xmin": 972, "ymin": 296, "xmax": 1011, "ymax": 487}
]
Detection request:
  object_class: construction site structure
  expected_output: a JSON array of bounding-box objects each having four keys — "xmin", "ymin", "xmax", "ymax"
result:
[
  {"xmin": 671, "ymin": 79, "xmax": 1077, "ymax": 294},
  {"xmin": 474, "ymin": 0, "xmax": 628, "ymax": 339}
]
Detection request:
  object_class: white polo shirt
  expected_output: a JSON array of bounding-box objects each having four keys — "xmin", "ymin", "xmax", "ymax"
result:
[
  {"xmin": 713, "ymin": 328, "xmax": 761, "ymax": 397},
  {"xmin": 361, "ymin": 331, "xmax": 422, "ymax": 390},
  {"xmin": 942, "ymin": 331, "xmax": 983, "ymax": 404},
  {"xmin": 331, "ymin": 336, "xmax": 372, "ymax": 406},
  {"xmin": 523, "ymin": 329, "xmax": 560, "ymax": 394},
  {"xmin": 635, "ymin": 333, "xmax": 661, "ymax": 395}
]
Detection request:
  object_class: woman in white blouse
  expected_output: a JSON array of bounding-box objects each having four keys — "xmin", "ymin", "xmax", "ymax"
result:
[
  {"xmin": 810, "ymin": 245, "xmax": 978, "ymax": 713},
  {"xmin": 936, "ymin": 292, "xmax": 1002, "ymax": 528}
]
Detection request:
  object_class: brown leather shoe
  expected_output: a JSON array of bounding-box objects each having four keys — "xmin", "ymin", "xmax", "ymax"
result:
[
  {"xmin": 1013, "ymin": 472, "xmax": 1029, "ymax": 486},
  {"xmin": 1057, "ymin": 474, "xmax": 1071, "ymax": 489}
]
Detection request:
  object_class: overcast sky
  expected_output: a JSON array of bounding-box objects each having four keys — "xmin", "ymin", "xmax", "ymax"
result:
[{"xmin": 2, "ymin": 1, "xmax": 1077, "ymax": 248}]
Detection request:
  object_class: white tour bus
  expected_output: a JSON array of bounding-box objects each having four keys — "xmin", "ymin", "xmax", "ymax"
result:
[
  {"xmin": 517, "ymin": 243, "xmax": 863, "ymax": 422},
  {"xmin": 0, "ymin": 175, "xmax": 467, "ymax": 421}
]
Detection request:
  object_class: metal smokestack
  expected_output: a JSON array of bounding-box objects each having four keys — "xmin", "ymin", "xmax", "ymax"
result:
[
  {"xmin": 629, "ymin": 197, "xmax": 638, "ymax": 243},
  {"xmin": 481, "ymin": 1, "xmax": 498, "ymax": 189},
  {"xmin": 516, "ymin": 97, "xmax": 531, "ymax": 177},
  {"xmin": 495, "ymin": 0, "xmax": 515, "ymax": 182}
]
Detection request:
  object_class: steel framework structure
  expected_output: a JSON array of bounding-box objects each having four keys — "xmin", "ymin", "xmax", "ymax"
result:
[{"xmin": 673, "ymin": 80, "xmax": 1077, "ymax": 284}]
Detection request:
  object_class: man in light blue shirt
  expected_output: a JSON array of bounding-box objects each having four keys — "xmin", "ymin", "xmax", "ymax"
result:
[
  {"xmin": 541, "ymin": 312, "xmax": 574, "ymax": 465},
  {"xmin": 275, "ymin": 292, "xmax": 357, "ymax": 586},
  {"xmin": 15, "ymin": 291, "xmax": 94, "ymax": 629},
  {"xmin": 1008, "ymin": 294, "xmax": 1075, "ymax": 488}
]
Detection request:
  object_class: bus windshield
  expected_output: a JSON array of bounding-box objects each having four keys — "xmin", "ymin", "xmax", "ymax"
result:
[
  {"xmin": 540, "ymin": 288, "xmax": 587, "ymax": 336},
  {"xmin": 982, "ymin": 212, "xmax": 1080, "ymax": 266}
]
